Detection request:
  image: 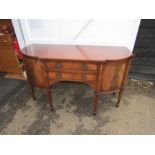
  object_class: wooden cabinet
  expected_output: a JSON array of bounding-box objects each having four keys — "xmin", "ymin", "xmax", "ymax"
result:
[
  {"xmin": 0, "ymin": 20, "xmax": 22, "ymax": 75},
  {"xmin": 0, "ymin": 35, "xmax": 22, "ymax": 75},
  {"xmin": 22, "ymin": 44, "xmax": 133, "ymax": 114}
]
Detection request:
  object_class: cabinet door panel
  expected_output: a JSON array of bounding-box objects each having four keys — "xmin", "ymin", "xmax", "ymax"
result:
[
  {"xmin": 100, "ymin": 60, "xmax": 129, "ymax": 92},
  {"xmin": 24, "ymin": 56, "xmax": 46, "ymax": 87}
]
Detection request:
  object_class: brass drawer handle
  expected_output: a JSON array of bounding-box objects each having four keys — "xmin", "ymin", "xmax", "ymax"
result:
[
  {"xmin": 83, "ymin": 64, "xmax": 88, "ymax": 70},
  {"xmin": 55, "ymin": 63, "xmax": 62, "ymax": 69},
  {"xmin": 56, "ymin": 73, "xmax": 62, "ymax": 78},
  {"xmin": 82, "ymin": 74, "xmax": 87, "ymax": 80}
]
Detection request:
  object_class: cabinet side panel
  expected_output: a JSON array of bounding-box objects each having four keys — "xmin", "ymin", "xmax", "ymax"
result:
[
  {"xmin": 100, "ymin": 59, "xmax": 129, "ymax": 92},
  {"xmin": 0, "ymin": 46, "xmax": 21, "ymax": 74},
  {"xmin": 24, "ymin": 56, "xmax": 46, "ymax": 87}
]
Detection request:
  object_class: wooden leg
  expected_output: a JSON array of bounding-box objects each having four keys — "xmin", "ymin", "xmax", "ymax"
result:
[
  {"xmin": 26, "ymin": 71, "xmax": 36, "ymax": 101},
  {"xmin": 116, "ymin": 87, "xmax": 124, "ymax": 107},
  {"xmin": 47, "ymin": 88, "xmax": 54, "ymax": 111},
  {"xmin": 113, "ymin": 92, "xmax": 116, "ymax": 95},
  {"xmin": 93, "ymin": 92, "xmax": 99, "ymax": 115},
  {"xmin": 29, "ymin": 82, "xmax": 36, "ymax": 101}
]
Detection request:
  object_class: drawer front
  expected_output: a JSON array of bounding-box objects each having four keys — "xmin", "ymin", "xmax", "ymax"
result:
[
  {"xmin": 46, "ymin": 61, "xmax": 98, "ymax": 71},
  {"xmin": 48, "ymin": 72, "xmax": 97, "ymax": 82},
  {"xmin": 0, "ymin": 38, "xmax": 12, "ymax": 45}
]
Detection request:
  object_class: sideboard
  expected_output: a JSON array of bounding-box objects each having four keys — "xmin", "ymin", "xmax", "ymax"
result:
[{"xmin": 21, "ymin": 44, "xmax": 133, "ymax": 115}]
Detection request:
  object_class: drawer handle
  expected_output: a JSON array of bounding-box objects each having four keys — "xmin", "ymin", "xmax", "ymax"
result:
[
  {"xmin": 56, "ymin": 73, "xmax": 62, "ymax": 78},
  {"xmin": 83, "ymin": 64, "xmax": 88, "ymax": 70},
  {"xmin": 82, "ymin": 74, "xmax": 87, "ymax": 80},
  {"xmin": 56, "ymin": 63, "xmax": 62, "ymax": 69}
]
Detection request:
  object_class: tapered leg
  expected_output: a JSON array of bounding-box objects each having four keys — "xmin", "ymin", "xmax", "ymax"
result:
[
  {"xmin": 47, "ymin": 88, "xmax": 54, "ymax": 111},
  {"xmin": 116, "ymin": 87, "xmax": 124, "ymax": 107},
  {"xmin": 29, "ymin": 82, "xmax": 36, "ymax": 101},
  {"xmin": 26, "ymin": 70, "xmax": 36, "ymax": 101},
  {"xmin": 93, "ymin": 92, "xmax": 99, "ymax": 115}
]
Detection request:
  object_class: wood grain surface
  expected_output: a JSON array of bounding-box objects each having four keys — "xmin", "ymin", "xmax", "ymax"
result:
[{"xmin": 22, "ymin": 44, "xmax": 133, "ymax": 114}]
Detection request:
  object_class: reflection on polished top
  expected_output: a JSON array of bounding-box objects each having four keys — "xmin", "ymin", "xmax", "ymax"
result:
[{"xmin": 21, "ymin": 44, "xmax": 132, "ymax": 61}]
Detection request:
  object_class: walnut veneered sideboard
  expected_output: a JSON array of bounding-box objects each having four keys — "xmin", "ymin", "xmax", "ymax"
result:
[{"xmin": 21, "ymin": 44, "xmax": 133, "ymax": 115}]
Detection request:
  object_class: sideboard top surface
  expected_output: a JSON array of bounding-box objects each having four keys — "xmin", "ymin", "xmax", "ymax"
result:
[{"xmin": 21, "ymin": 44, "xmax": 132, "ymax": 61}]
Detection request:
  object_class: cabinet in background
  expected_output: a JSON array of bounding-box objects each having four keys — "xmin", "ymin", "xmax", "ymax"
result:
[{"xmin": 0, "ymin": 19, "xmax": 22, "ymax": 75}]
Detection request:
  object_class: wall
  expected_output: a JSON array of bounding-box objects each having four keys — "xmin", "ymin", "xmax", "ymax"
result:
[
  {"xmin": 12, "ymin": 20, "xmax": 26, "ymax": 49},
  {"xmin": 12, "ymin": 19, "xmax": 140, "ymax": 51},
  {"xmin": 130, "ymin": 19, "xmax": 155, "ymax": 81}
]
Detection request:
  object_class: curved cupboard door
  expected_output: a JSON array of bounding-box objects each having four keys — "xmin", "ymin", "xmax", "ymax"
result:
[{"xmin": 100, "ymin": 58, "xmax": 131, "ymax": 92}]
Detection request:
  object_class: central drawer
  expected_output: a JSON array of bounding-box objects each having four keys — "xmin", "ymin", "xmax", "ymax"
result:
[
  {"xmin": 46, "ymin": 61, "xmax": 98, "ymax": 71},
  {"xmin": 48, "ymin": 72, "xmax": 97, "ymax": 82}
]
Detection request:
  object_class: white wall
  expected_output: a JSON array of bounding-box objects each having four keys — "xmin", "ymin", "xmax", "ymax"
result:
[
  {"xmin": 11, "ymin": 20, "xmax": 26, "ymax": 49},
  {"xmin": 12, "ymin": 19, "xmax": 140, "ymax": 51}
]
